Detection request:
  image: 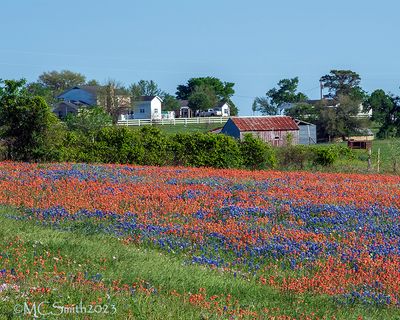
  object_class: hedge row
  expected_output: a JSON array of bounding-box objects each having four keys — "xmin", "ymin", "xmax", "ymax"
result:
[{"xmin": 55, "ymin": 126, "xmax": 351, "ymax": 170}]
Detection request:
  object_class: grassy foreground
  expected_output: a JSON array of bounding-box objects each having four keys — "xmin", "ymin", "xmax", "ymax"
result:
[{"xmin": 0, "ymin": 206, "xmax": 398, "ymax": 319}]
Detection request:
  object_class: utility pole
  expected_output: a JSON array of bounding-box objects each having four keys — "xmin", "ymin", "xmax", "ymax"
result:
[{"xmin": 319, "ymin": 80, "xmax": 324, "ymax": 100}]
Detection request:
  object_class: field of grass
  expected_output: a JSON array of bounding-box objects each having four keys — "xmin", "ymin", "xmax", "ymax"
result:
[
  {"xmin": 129, "ymin": 123, "xmax": 223, "ymax": 135},
  {"xmin": 0, "ymin": 163, "xmax": 399, "ymax": 319},
  {"xmin": 328, "ymin": 139, "xmax": 400, "ymax": 174}
]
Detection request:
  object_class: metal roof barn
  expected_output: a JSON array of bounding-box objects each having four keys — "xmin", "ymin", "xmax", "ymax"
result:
[{"xmin": 221, "ymin": 116, "xmax": 300, "ymax": 146}]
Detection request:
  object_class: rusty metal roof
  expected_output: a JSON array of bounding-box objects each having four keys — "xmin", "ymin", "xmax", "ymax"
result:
[{"xmin": 231, "ymin": 116, "xmax": 299, "ymax": 131}]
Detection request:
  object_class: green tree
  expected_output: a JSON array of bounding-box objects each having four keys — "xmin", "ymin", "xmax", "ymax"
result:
[
  {"xmin": 38, "ymin": 70, "xmax": 86, "ymax": 94},
  {"xmin": 285, "ymin": 103, "xmax": 318, "ymax": 123},
  {"xmin": 252, "ymin": 97, "xmax": 277, "ymax": 115},
  {"xmin": 129, "ymin": 80, "xmax": 165, "ymax": 101},
  {"xmin": 0, "ymin": 79, "xmax": 63, "ymax": 161},
  {"xmin": 26, "ymin": 82, "xmax": 55, "ymax": 106},
  {"xmin": 188, "ymin": 85, "xmax": 219, "ymax": 111},
  {"xmin": 65, "ymin": 106, "xmax": 112, "ymax": 142},
  {"xmin": 176, "ymin": 77, "xmax": 238, "ymax": 115},
  {"xmin": 86, "ymin": 79, "xmax": 100, "ymax": 86},
  {"xmin": 317, "ymin": 95, "xmax": 364, "ymax": 140},
  {"xmin": 162, "ymin": 94, "xmax": 180, "ymax": 111},
  {"xmin": 253, "ymin": 77, "xmax": 307, "ymax": 115},
  {"xmin": 320, "ymin": 70, "xmax": 364, "ymax": 100},
  {"xmin": 365, "ymin": 89, "xmax": 400, "ymax": 138},
  {"xmin": 176, "ymin": 77, "xmax": 234, "ymax": 100}
]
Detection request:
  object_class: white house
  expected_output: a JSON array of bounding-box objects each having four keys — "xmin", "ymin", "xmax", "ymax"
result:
[
  {"xmin": 134, "ymin": 96, "xmax": 162, "ymax": 120},
  {"xmin": 214, "ymin": 101, "xmax": 231, "ymax": 117},
  {"xmin": 119, "ymin": 96, "xmax": 163, "ymax": 120}
]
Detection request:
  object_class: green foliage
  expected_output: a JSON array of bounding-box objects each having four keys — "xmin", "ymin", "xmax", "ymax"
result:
[
  {"xmin": 312, "ymin": 146, "xmax": 340, "ymax": 166},
  {"xmin": 136, "ymin": 126, "xmax": 172, "ymax": 166},
  {"xmin": 162, "ymin": 94, "xmax": 180, "ymax": 111},
  {"xmin": 65, "ymin": 106, "xmax": 112, "ymax": 141},
  {"xmin": 285, "ymin": 103, "xmax": 318, "ymax": 123},
  {"xmin": 176, "ymin": 77, "xmax": 235, "ymax": 101},
  {"xmin": 239, "ymin": 134, "xmax": 277, "ymax": 170},
  {"xmin": 26, "ymin": 81, "xmax": 55, "ymax": 106},
  {"xmin": 317, "ymin": 95, "xmax": 366, "ymax": 140},
  {"xmin": 277, "ymin": 145, "xmax": 314, "ymax": 170},
  {"xmin": 38, "ymin": 70, "xmax": 86, "ymax": 94},
  {"xmin": 266, "ymin": 77, "xmax": 308, "ymax": 106},
  {"xmin": 254, "ymin": 77, "xmax": 308, "ymax": 115},
  {"xmin": 320, "ymin": 70, "xmax": 365, "ymax": 100},
  {"xmin": 188, "ymin": 85, "xmax": 219, "ymax": 111},
  {"xmin": 365, "ymin": 90, "xmax": 400, "ymax": 138},
  {"xmin": 0, "ymin": 79, "xmax": 63, "ymax": 161},
  {"xmin": 129, "ymin": 80, "xmax": 165, "ymax": 100},
  {"xmin": 252, "ymin": 96, "xmax": 277, "ymax": 115},
  {"xmin": 177, "ymin": 77, "xmax": 238, "ymax": 115},
  {"xmin": 172, "ymin": 132, "xmax": 243, "ymax": 168}
]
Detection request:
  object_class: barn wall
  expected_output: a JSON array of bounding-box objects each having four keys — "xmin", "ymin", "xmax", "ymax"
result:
[
  {"xmin": 299, "ymin": 124, "xmax": 317, "ymax": 145},
  {"xmin": 239, "ymin": 130, "xmax": 299, "ymax": 146},
  {"xmin": 221, "ymin": 119, "xmax": 241, "ymax": 139}
]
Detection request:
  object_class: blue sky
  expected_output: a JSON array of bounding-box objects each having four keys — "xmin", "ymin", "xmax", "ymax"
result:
[{"xmin": 1, "ymin": 0, "xmax": 399, "ymax": 115}]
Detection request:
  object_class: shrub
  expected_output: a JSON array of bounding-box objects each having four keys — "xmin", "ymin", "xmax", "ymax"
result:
[
  {"xmin": 312, "ymin": 146, "xmax": 339, "ymax": 166},
  {"xmin": 277, "ymin": 145, "xmax": 314, "ymax": 170},
  {"xmin": 240, "ymin": 134, "xmax": 276, "ymax": 170},
  {"xmin": 171, "ymin": 132, "xmax": 243, "ymax": 168}
]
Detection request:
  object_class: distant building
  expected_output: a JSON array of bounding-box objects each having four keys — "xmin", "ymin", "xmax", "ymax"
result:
[
  {"xmin": 53, "ymin": 85, "xmax": 130, "ymax": 118},
  {"xmin": 127, "ymin": 96, "xmax": 163, "ymax": 120},
  {"xmin": 277, "ymin": 99, "xmax": 372, "ymax": 118},
  {"xmin": 221, "ymin": 116, "xmax": 299, "ymax": 146},
  {"xmin": 178, "ymin": 100, "xmax": 192, "ymax": 118},
  {"xmin": 294, "ymin": 119, "xmax": 317, "ymax": 145},
  {"xmin": 178, "ymin": 100, "xmax": 231, "ymax": 118}
]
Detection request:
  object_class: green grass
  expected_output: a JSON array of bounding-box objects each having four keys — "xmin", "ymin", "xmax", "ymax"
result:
[
  {"xmin": 129, "ymin": 123, "xmax": 224, "ymax": 135},
  {"xmin": 329, "ymin": 139, "xmax": 400, "ymax": 174},
  {"xmin": 0, "ymin": 206, "xmax": 399, "ymax": 319}
]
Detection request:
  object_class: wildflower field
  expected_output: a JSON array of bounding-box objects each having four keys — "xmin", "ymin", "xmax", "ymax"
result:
[{"xmin": 0, "ymin": 162, "xmax": 399, "ymax": 319}]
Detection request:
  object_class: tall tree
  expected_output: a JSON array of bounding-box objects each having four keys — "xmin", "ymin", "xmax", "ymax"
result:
[
  {"xmin": 86, "ymin": 79, "xmax": 100, "ymax": 86},
  {"xmin": 65, "ymin": 106, "xmax": 112, "ymax": 142},
  {"xmin": 176, "ymin": 77, "xmax": 237, "ymax": 115},
  {"xmin": 0, "ymin": 79, "xmax": 61, "ymax": 161},
  {"xmin": 285, "ymin": 103, "xmax": 319, "ymax": 123},
  {"xmin": 176, "ymin": 77, "xmax": 235, "ymax": 101},
  {"xmin": 252, "ymin": 97, "xmax": 277, "ymax": 116},
  {"xmin": 365, "ymin": 89, "xmax": 400, "ymax": 138},
  {"xmin": 188, "ymin": 85, "xmax": 219, "ymax": 111},
  {"xmin": 129, "ymin": 80, "xmax": 165, "ymax": 101},
  {"xmin": 317, "ymin": 95, "xmax": 365, "ymax": 140},
  {"xmin": 97, "ymin": 80, "xmax": 129, "ymax": 124},
  {"xmin": 38, "ymin": 70, "xmax": 86, "ymax": 94},
  {"xmin": 320, "ymin": 70, "xmax": 364, "ymax": 99},
  {"xmin": 26, "ymin": 81, "xmax": 55, "ymax": 106},
  {"xmin": 253, "ymin": 77, "xmax": 307, "ymax": 115},
  {"xmin": 162, "ymin": 94, "xmax": 180, "ymax": 111}
]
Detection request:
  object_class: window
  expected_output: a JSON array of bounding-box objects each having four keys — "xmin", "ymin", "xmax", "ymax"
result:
[
  {"xmin": 154, "ymin": 108, "xmax": 158, "ymax": 113},
  {"xmin": 140, "ymin": 108, "xmax": 145, "ymax": 113}
]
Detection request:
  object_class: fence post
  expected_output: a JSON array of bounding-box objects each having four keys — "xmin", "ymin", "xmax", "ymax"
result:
[{"xmin": 138, "ymin": 119, "xmax": 141, "ymax": 126}]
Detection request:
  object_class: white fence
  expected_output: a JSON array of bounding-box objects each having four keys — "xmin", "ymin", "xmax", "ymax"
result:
[{"xmin": 117, "ymin": 117, "xmax": 229, "ymax": 126}]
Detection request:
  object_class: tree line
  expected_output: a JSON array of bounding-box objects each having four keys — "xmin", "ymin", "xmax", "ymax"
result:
[
  {"xmin": 25, "ymin": 70, "xmax": 239, "ymax": 119},
  {"xmin": 0, "ymin": 78, "xmax": 353, "ymax": 168},
  {"xmin": 252, "ymin": 70, "xmax": 400, "ymax": 140}
]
